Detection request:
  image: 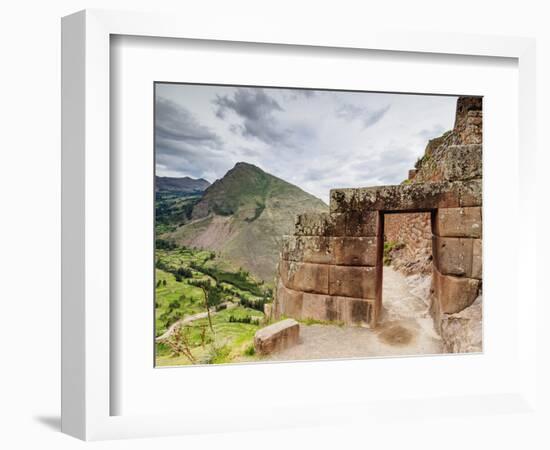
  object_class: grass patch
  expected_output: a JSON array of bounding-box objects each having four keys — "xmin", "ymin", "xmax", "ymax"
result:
[
  {"xmin": 156, "ymin": 306, "xmax": 264, "ymax": 366},
  {"xmin": 383, "ymin": 241, "xmax": 405, "ymax": 266},
  {"xmin": 298, "ymin": 317, "xmax": 345, "ymax": 327},
  {"xmin": 155, "ymin": 245, "xmax": 272, "ymax": 365}
]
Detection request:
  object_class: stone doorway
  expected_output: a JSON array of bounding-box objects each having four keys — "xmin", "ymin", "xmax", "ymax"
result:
[
  {"xmin": 274, "ymin": 180, "xmax": 482, "ymax": 330},
  {"xmin": 378, "ymin": 210, "xmax": 434, "ymax": 323}
]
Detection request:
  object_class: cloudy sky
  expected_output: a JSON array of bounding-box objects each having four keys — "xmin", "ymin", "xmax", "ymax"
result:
[{"xmin": 155, "ymin": 83, "xmax": 457, "ymax": 203}]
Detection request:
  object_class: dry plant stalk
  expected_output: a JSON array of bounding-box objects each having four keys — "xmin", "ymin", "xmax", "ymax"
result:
[{"xmin": 166, "ymin": 325, "xmax": 196, "ymax": 364}]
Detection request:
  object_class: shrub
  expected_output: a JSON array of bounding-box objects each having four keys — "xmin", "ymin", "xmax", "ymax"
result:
[
  {"xmin": 243, "ymin": 344, "xmax": 255, "ymax": 356},
  {"xmin": 228, "ymin": 315, "xmax": 260, "ymax": 325},
  {"xmin": 155, "ymin": 238, "xmax": 177, "ymax": 250},
  {"xmin": 202, "ymin": 343, "xmax": 231, "ymax": 364}
]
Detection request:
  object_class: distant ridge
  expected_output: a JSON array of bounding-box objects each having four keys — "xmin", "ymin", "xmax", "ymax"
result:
[
  {"xmin": 155, "ymin": 175, "xmax": 211, "ymax": 194},
  {"xmin": 161, "ymin": 162, "xmax": 328, "ymax": 282}
]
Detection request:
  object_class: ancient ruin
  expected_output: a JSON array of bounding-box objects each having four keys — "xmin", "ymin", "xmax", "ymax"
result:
[{"xmin": 274, "ymin": 97, "xmax": 482, "ymax": 342}]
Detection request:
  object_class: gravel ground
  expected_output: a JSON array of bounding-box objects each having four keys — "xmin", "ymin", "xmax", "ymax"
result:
[{"xmin": 264, "ymin": 267, "xmax": 443, "ymax": 362}]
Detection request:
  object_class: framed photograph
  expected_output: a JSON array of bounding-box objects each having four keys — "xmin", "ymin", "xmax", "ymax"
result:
[{"xmin": 62, "ymin": 9, "xmax": 537, "ymax": 440}]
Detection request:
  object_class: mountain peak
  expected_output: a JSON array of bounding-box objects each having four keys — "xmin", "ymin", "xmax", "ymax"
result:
[
  {"xmin": 232, "ymin": 161, "xmax": 263, "ymax": 172},
  {"xmin": 165, "ymin": 162, "xmax": 328, "ymax": 281}
]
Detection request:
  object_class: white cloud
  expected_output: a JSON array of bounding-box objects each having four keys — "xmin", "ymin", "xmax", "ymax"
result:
[{"xmin": 155, "ymin": 84, "xmax": 457, "ymax": 203}]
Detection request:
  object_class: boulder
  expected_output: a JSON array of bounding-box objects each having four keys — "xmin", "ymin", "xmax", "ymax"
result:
[{"xmin": 254, "ymin": 319, "xmax": 300, "ymax": 355}]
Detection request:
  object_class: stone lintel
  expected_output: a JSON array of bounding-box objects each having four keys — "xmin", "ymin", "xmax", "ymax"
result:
[{"xmin": 329, "ymin": 180, "xmax": 482, "ymax": 214}]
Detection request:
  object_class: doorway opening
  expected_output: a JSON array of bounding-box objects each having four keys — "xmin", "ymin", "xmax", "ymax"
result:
[{"xmin": 375, "ymin": 210, "xmax": 439, "ymax": 349}]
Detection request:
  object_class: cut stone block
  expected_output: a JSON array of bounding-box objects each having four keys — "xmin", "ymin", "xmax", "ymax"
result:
[
  {"xmin": 331, "ymin": 236, "xmax": 377, "ymax": 266},
  {"xmin": 345, "ymin": 297, "xmax": 374, "ymax": 326},
  {"xmin": 294, "ymin": 213, "xmax": 332, "ymax": 236},
  {"xmin": 254, "ymin": 319, "xmax": 300, "ymax": 355},
  {"xmin": 280, "ymin": 260, "xmax": 329, "ymax": 294},
  {"xmin": 434, "ymin": 207, "xmax": 482, "ymax": 238},
  {"xmin": 301, "ymin": 293, "xmax": 335, "ymax": 322},
  {"xmin": 275, "ymin": 280, "xmax": 303, "ymax": 318},
  {"xmin": 301, "ymin": 293, "xmax": 374, "ymax": 326},
  {"xmin": 472, "ymin": 239, "xmax": 482, "ymax": 279},
  {"xmin": 328, "ymin": 213, "xmax": 347, "ymax": 237},
  {"xmin": 433, "ymin": 268, "xmax": 480, "ymax": 314},
  {"xmin": 328, "ymin": 265, "xmax": 377, "ymax": 299},
  {"xmin": 433, "ymin": 236, "xmax": 474, "ymax": 277},
  {"xmin": 281, "ymin": 235, "xmax": 332, "ymax": 264},
  {"xmin": 343, "ymin": 211, "xmax": 380, "ymax": 237}
]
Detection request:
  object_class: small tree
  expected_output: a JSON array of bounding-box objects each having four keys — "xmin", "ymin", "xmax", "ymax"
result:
[{"xmin": 192, "ymin": 280, "xmax": 222, "ymax": 333}]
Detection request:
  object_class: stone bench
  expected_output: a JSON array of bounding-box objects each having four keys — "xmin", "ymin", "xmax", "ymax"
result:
[{"xmin": 254, "ymin": 319, "xmax": 300, "ymax": 355}]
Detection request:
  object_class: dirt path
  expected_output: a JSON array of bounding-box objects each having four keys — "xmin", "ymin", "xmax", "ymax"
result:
[
  {"xmin": 264, "ymin": 267, "xmax": 442, "ymax": 361},
  {"xmin": 155, "ymin": 302, "xmax": 236, "ymax": 342}
]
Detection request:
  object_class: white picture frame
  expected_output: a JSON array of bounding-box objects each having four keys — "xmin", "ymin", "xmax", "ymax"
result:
[{"xmin": 61, "ymin": 9, "xmax": 537, "ymax": 441}]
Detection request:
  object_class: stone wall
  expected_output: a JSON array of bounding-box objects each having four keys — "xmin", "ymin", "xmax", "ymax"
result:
[
  {"xmin": 274, "ymin": 96, "xmax": 483, "ymax": 333},
  {"xmin": 384, "ymin": 212, "xmax": 432, "ymax": 275},
  {"xmin": 275, "ymin": 211, "xmax": 382, "ymax": 327},
  {"xmin": 275, "ymin": 179, "xmax": 482, "ymax": 328},
  {"xmin": 385, "ymin": 96, "xmax": 482, "ymax": 276}
]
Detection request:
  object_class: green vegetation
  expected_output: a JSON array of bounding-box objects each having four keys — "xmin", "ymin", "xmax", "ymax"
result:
[
  {"xmin": 155, "ymin": 246, "xmax": 272, "ymax": 366},
  {"xmin": 155, "ymin": 192, "xmax": 202, "ymax": 234},
  {"xmin": 156, "ymin": 306, "xmax": 265, "ymax": 366},
  {"xmin": 160, "ymin": 162, "xmax": 328, "ymax": 281},
  {"xmin": 297, "ymin": 317, "xmax": 345, "ymax": 327},
  {"xmin": 383, "ymin": 241, "xmax": 405, "ymax": 266},
  {"xmin": 153, "ymin": 163, "xmax": 329, "ymax": 365}
]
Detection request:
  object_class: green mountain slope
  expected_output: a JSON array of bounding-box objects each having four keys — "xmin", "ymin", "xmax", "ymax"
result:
[
  {"xmin": 155, "ymin": 175, "xmax": 210, "ymax": 194},
  {"xmin": 155, "ymin": 176, "xmax": 211, "ymax": 234},
  {"xmin": 161, "ymin": 162, "xmax": 328, "ymax": 283}
]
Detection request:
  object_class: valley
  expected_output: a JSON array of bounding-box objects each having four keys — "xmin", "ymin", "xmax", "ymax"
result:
[{"xmin": 155, "ymin": 246, "xmax": 269, "ymax": 366}]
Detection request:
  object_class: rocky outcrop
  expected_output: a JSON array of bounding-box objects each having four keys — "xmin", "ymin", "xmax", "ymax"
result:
[
  {"xmin": 412, "ymin": 97, "xmax": 482, "ymax": 184},
  {"xmin": 383, "ymin": 97, "xmax": 482, "ymax": 279}
]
